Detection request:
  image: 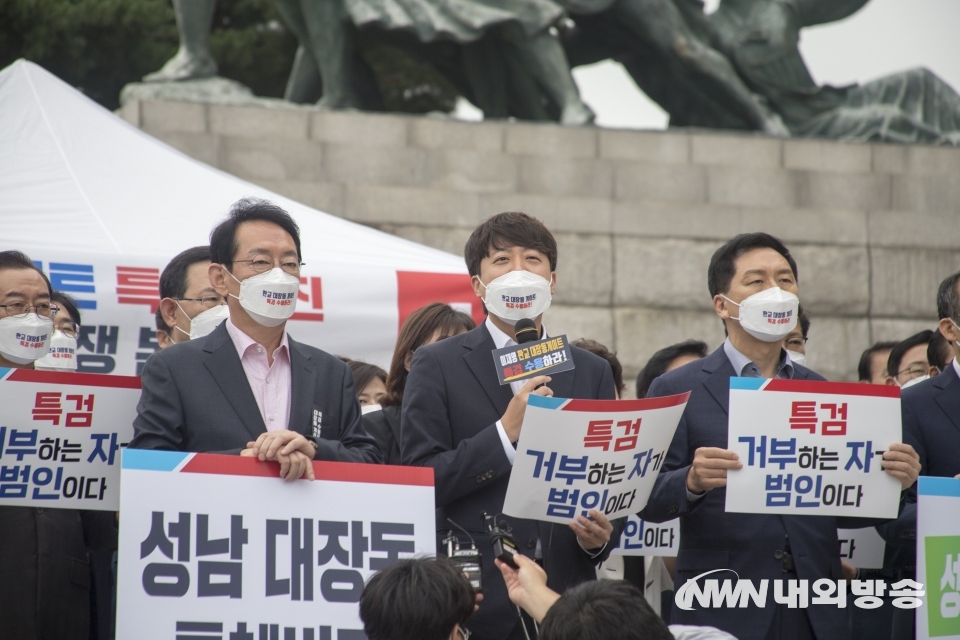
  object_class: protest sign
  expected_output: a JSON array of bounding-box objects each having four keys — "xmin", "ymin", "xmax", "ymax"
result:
[
  {"xmin": 918, "ymin": 476, "xmax": 960, "ymax": 640},
  {"xmin": 503, "ymin": 393, "xmax": 689, "ymax": 524},
  {"xmin": 611, "ymin": 515, "xmax": 680, "ymax": 557},
  {"xmin": 838, "ymin": 526, "xmax": 887, "ymax": 569},
  {"xmin": 117, "ymin": 450, "xmax": 436, "ymax": 640},
  {"xmin": 0, "ymin": 367, "xmax": 139, "ymax": 510},
  {"xmin": 492, "ymin": 335, "xmax": 575, "ymax": 385},
  {"xmin": 726, "ymin": 378, "xmax": 902, "ymax": 518}
]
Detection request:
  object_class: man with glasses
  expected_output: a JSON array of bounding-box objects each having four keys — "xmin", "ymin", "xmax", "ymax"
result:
[
  {"xmin": 130, "ymin": 198, "xmax": 381, "ymax": 480},
  {"xmin": 0, "ymin": 250, "xmax": 118, "ymax": 640},
  {"xmin": 884, "ymin": 330, "xmax": 934, "ymax": 388},
  {"xmin": 155, "ymin": 245, "xmax": 227, "ymax": 349}
]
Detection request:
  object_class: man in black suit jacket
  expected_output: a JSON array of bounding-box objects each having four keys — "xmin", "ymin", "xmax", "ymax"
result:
[
  {"xmin": 640, "ymin": 233, "xmax": 920, "ymax": 640},
  {"xmin": 130, "ymin": 198, "xmax": 379, "ymax": 476},
  {"xmin": 402, "ymin": 212, "xmax": 624, "ymax": 640}
]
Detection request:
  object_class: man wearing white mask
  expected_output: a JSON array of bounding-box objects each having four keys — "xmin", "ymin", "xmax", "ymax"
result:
[
  {"xmin": 402, "ymin": 212, "xmax": 625, "ymax": 640},
  {"xmin": 130, "ymin": 198, "xmax": 381, "ymax": 480},
  {"xmin": 0, "ymin": 251, "xmax": 118, "ymax": 640},
  {"xmin": 638, "ymin": 233, "xmax": 921, "ymax": 640},
  {"xmin": 34, "ymin": 291, "xmax": 82, "ymax": 371},
  {"xmin": 155, "ymin": 245, "xmax": 229, "ymax": 349}
]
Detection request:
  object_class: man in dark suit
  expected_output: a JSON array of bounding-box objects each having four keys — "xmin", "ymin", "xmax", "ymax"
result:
[
  {"xmin": 402, "ymin": 212, "xmax": 625, "ymax": 640},
  {"xmin": 877, "ymin": 270, "xmax": 960, "ymax": 639},
  {"xmin": 639, "ymin": 233, "xmax": 920, "ymax": 640},
  {"xmin": 130, "ymin": 198, "xmax": 380, "ymax": 477}
]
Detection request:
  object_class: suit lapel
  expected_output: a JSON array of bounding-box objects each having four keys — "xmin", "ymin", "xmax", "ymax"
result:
[
  {"xmin": 202, "ymin": 324, "xmax": 267, "ymax": 442},
  {"xmin": 463, "ymin": 324, "xmax": 514, "ymax": 417},
  {"xmin": 701, "ymin": 347, "xmax": 736, "ymax": 416},
  {"xmin": 934, "ymin": 365, "xmax": 960, "ymax": 436},
  {"xmin": 287, "ymin": 338, "xmax": 317, "ymax": 436}
]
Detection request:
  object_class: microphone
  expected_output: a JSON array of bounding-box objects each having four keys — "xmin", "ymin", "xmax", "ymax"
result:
[{"xmin": 514, "ymin": 318, "xmax": 539, "ymax": 344}]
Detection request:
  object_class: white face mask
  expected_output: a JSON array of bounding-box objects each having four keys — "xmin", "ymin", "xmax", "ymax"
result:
[
  {"xmin": 480, "ymin": 270, "xmax": 552, "ymax": 322},
  {"xmin": 0, "ymin": 313, "xmax": 53, "ymax": 365},
  {"xmin": 787, "ymin": 350, "xmax": 806, "ymax": 366},
  {"xmin": 361, "ymin": 403, "xmax": 382, "ymax": 415},
  {"xmin": 34, "ymin": 330, "xmax": 78, "ymax": 371},
  {"xmin": 225, "ymin": 266, "xmax": 299, "ymax": 328},
  {"xmin": 721, "ymin": 287, "xmax": 800, "ymax": 343},
  {"xmin": 900, "ymin": 374, "xmax": 929, "ymax": 390},
  {"xmin": 174, "ymin": 302, "xmax": 229, "ymax": 340}
]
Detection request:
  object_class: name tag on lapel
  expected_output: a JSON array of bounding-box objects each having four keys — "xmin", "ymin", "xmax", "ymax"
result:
[
  {"xmin": 312, "ymin": 405, "xmax": 323, "ymax": 438},
  {"xmin": 492, "ymin": 334, "xmax": 575, "ymax": 385}
]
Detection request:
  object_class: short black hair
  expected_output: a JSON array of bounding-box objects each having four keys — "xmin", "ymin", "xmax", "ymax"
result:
[
  {"xmin": 636, "ymin": 339, "xmax": 709, "ymax": 399},
  {"xmin": 210, "ymin": 198, "xmax": 302, "ymax": 266},
  {"xmin": 51, "ymin": 291, "xmax": 82, "ymax": 325},
  {"xmin": 359, "ymin": 557, "xmax": 474, "ymax": 640},
  {"xmin": 346, "ymin": 360, "xmax": 387, "ymax": 395},
  {"xmin": 937, "ymin": 271, "xmax": 960, "ymax": 320},
  {"xmin": 573, "ymin": 339, "xmax": 624, "ymax": 396},
  {"xmin": 464, "ymin": 212, "xmax": 558, "ymax": 277},
  {"xmin": 160, "ymin": 246, "xmax": 211, "ymax": 300},
  {"xmin": 798, "ymin": 310, "xmax": 811, "ymax": 339},
  {"xmin": 928, "ymin": 329, "xmax": 953, "ymax": 371},
  {"xmin": 857, "ymin": 341, "xmax": 898, "ymax": 382},
  {"xmin": 707, "ymin": 233, "xmax": 798, "ymax": 297},
  {"xmin": 539, "ymin": 579, "xmax": 673, "ymax": 640},
  {"xmin": 0, "ymin": 250, "xmax": 53, "ymax": 297},
  {"xmin": 886, "ymin": 330, "xmax": 934, "ymax": 378}
]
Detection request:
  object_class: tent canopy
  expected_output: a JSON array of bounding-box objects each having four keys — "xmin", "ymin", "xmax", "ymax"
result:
[{"xmin": 0, "ymin": 59, "xmax": 466, "ymax": 274}]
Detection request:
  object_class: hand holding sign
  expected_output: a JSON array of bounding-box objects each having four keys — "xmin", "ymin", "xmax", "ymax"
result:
[
  {"xmin": 686, "ymin": 447, "xmax": 743, "ymax": 493},
  {"xmin": 500, "ymin": 376, "xmax": 553, "ymax": 443},
  {"xmin": 880, "ymin": 442, "xmax": 921, "ymax": 490},
  {"xmin": 570, "ymin": 508, "xmax": 613, "ymax": 550}
]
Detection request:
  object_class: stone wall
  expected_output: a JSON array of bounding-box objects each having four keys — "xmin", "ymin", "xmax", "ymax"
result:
[{"xmin": 119, "ymin": 99, "xmax": 960, "ymax": 391}]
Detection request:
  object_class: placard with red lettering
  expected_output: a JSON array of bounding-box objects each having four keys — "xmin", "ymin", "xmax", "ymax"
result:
[
  {"xmin": 0, "ymin": 368, "xmax": 140, "ymax": 510},
  {"xmin": 502, "ymin": 394, "xmax": 689, "ymax": 524},
  {"xmin": 726, "ymin": 378, "xmax": 902, "ymax": 518},
  {"xmin": 116, "ymin": 450, "xmax": 435, "ymax": 640}
]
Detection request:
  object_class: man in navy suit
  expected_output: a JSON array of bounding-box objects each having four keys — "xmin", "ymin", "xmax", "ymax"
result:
[
  {"xmin": 878, "ymin": 270, "xmax": 960, "ymax": 639},
  {"xmin": 402, "ymin": 212, "xmax": 625, "ymax": 640},
  {"xmin": 639, "ymin": 233, "xmax": 920, "ymax": 640}
]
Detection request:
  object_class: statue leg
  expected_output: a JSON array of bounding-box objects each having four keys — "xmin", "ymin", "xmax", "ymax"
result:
[
  {"xmin": 613, "ymin": 0, "xmax": 789, "ymax": 135},
  {"xmin": 284, "ymin": 46, "xmax": 324, "ymax": 104},
  {"xmin": 143, "ymin": 0, "xmax": 218, "ymax": 82},
  {"xmin": 499, "ymin": 23, "xmax": 595, "ymax": 125},
  {"xmin": 298, "ymin": 0, "xmax": 359, "ymax": 108}
]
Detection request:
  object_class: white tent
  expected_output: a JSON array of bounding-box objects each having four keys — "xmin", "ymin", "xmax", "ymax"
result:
[{"xmin": 0, "ymin": 60, "xmax": 482, "ymax": 374}]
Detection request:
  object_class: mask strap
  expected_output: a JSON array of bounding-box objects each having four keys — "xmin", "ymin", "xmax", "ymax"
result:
[
  {"xmin": 172, "ymin": 300, "xmax": 197, "ymax": 337},
  {"xmin": 222, "ymin": 265, "xmax": 242, "ymax": 301},
  {"xmin": 719, "ymin": 294, "xmax": 741, "ymax": 321}
]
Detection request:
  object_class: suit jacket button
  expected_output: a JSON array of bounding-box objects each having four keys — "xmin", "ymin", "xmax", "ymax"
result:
[
  {"xmin": 476, "ymin": 475, "xmax": 484, "ymax": 483},
  {"xmin": 774, "ymin": 550, "xmax": 784, "ymax": 560},
  {"xmin": 488, "ymin": 470, "xmax": 496, "ymax": 478},
  {"xmin": 667, "ymin": 505, "xmax": 679, "ymax": 515},
  {"xmin": 526, "ymin": 539, "xmax": 536, "ymax": 549}
]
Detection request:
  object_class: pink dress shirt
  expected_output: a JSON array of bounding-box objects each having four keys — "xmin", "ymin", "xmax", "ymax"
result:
[{"xmin": 224, "ymin": 318, "xmax": 292, "ymax": 432}]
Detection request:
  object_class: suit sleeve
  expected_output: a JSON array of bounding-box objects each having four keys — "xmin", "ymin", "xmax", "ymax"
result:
[
  {"xmin": 129, "ymin": 352, "xmax": 186, "ymax": 451},
  {"xmin": 874, "ymin": 394, "xmax": 922, "ymax": 548},
  {"xmin": 314, "ymin": 364, "xmax": 382, "ymax": 464},
  {"xmin": 81, "ymin": 510, "xmax": 118, "ymax": 552},
  {"xmin": 401, "ymin": 346, "xmax": 513, "ymax": 508},
  {"xmin": 638, "ymin": 376, "xmax": 703, "ymax": 523}
]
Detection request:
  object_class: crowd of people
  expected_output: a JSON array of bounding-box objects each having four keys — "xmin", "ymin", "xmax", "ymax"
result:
[{"xmin": 0, "ymin": 197, "xmax": 956, "ymax": 640}]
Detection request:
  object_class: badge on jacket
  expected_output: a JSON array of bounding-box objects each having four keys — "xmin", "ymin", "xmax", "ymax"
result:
[{"xmin": 312, "ymin": 405, "xmax": 323, "ymax": 438}]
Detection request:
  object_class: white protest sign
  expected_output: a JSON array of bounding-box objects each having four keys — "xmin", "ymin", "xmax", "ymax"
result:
[
  {"xmin": 838, "ymin": 527, "xmax": 887, "ymax": 569},
  {"xmin": 503, "ymin": 394, "xmax": 689, "ymax": 524},
  {"xmin": 117, "ymin": 450, "xmax": 436, "ymax": 640},
  {"xmin": 918, "ymin": 476, "xmax": 960, "ymax": 640},
  {"xmin": 0, "ymin": 367, "xmax": 139, "ymax": 510},
  {"xmin": 726, "ymin": 378, "xmax": 902, "ymax": 518},
  {"xmin": 611, "ymin": 515, "xmax": 679, "ymax": 557}
]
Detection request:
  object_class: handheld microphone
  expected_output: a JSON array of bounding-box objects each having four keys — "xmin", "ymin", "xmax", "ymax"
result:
[{"xmin": 514, "ymin": 318, "xmax": 539, "ymax": 344}]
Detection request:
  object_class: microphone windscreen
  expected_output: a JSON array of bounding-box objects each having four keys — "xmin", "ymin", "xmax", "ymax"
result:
[{"xmin": 514, "ymin": 318, "xmax": 539, "ymax": 344}]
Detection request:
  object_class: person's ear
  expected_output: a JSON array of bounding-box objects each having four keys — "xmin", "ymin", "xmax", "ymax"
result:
[
  {"xmin": 939, "ymin": 317, "xmax": 959, "ymax": 344},
  {"xmin": 404, "ymin": 350, "xmax": 414, "ymax": 372},
  {"xmin": 156, "ymin": 329, "xmax": 173, "ymax": 350},
  {"xmin": 929, "ymin": 366, "xmax": 941, "ymax": 378},
  {"xmin": 209, "ymin": 263, "xmax": 230, "ymax": 297},
  {"xmin": 549, "ymin": 271, "xmax": 556, "ymax": 296},
  {"xmin": 159, "ymin": 298, "xmax": 180, "ymax": 331},
  {"xmin": 884, "ymin": 376, "xmax": 897, "ymax": 386},
  {"xmin": 471, "ymin": 275, "xmax": 485, "ymax": 300},
  {"xmin": 713, "ymin": 294, "xmax": 731, "ymax": 320}
]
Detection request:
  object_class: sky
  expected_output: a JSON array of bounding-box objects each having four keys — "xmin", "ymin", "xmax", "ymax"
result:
[{"xmin": 457, "ymin": 0, "xmax": 960, "ymax": 129}]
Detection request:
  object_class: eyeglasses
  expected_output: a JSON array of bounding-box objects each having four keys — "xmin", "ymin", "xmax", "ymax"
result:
[
  {"xmin": 896, "ymin": 365, "xmax": 927, "ymax": 380},
  {"xmin": 0, "ymin": 302, "xmax": 59, "ymax": 318},
  {"xmin": 57, "ymin": 320, "xmax": 80, "ymax": 339},
  {"xmin": 457, "ymin": 627, "xmax": 471, "ymax": 640},
  {"xmin": 174, "ymin": 295, "xmax": 227, "ymax": 310},
  {"xmin": 231, "ymin": 255, "xmax": 304, "ymax": 276}
]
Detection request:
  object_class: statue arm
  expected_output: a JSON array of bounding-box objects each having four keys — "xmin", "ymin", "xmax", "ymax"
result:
[{"xmin": 787, "ymin": 0, "xmax": 870, "ymax": 27}]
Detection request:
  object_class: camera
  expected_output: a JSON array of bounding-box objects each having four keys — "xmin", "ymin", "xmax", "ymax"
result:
[
  {"xmin": 483, "ymin": 512, "xmax": 520, "ymax": 570},
  {"xmin": 442, "ymin": 521, "xmax": 483, "ymax": 592}
]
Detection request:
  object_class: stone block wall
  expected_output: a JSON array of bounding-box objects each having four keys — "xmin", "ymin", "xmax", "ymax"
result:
[{"xmin": 119, "ymin": 99, "xmax": 960, "ymax": 391}]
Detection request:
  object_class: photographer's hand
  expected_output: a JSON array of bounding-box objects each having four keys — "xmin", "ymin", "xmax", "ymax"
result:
[{"xmin": 496, "ymin": 555, "xmax": 560, "ymax": 623}]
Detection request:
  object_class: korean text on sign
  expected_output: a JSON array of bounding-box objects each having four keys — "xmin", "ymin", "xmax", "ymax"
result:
[
  {"xmin": 0, "ymin": 368, "xmax": 139, "ymax": 510},
  {"xmin": 726, "ymin": 379, "xmax": 902, "ymax": 518},
  {"xmin": 503, "ymin": 393, "xmax": 688, "ymax": 525}
]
